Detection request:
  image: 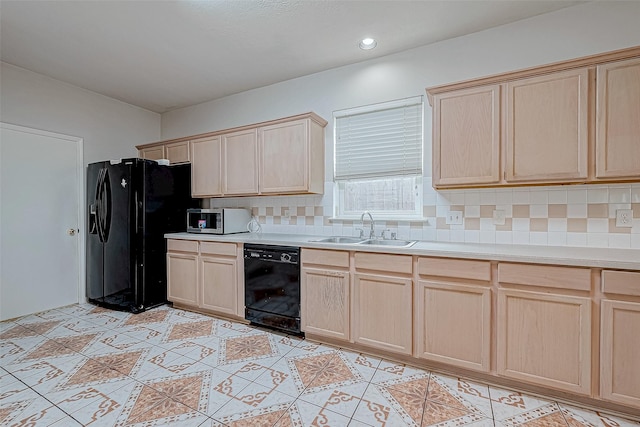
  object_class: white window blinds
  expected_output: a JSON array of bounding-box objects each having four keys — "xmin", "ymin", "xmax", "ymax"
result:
[{"xmin": 334, "ymin": 96, "xmax": 423, "ymax": 180}]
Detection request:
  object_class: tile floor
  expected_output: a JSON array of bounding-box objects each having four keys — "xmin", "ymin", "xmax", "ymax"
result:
[{"xmin": 1, "ymin": 304, "xmax": 638, "ymax": 427}]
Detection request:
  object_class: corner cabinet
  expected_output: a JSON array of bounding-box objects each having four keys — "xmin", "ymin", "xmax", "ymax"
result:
[
  {"xmin": 259, "ymin": 116, "xmax": 325, "ymax": 195},
  {"xmin": 427, "ymin": 46, "xmax": 640, "ymax": 188}
]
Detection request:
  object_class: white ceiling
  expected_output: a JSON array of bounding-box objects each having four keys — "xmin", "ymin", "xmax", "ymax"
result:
[{"xmin": 1, "ymin": 0, "xmax": 583, "ymax": 113}]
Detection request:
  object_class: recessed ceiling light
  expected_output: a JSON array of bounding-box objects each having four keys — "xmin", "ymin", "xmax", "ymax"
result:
[{"xmin": 359, "ymin": 37, "xmax": 377, "ymax": 50}]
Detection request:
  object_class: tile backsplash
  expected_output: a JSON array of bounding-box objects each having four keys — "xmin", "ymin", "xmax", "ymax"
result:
[{"xmin": 209, "ymin": 179, "xmax": 640, "ymax": 249}]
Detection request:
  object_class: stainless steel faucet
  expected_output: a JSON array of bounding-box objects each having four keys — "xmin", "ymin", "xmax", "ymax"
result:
[{"xmin": 360, "ymin": 211, "xmax": 375, "ymax": 238}]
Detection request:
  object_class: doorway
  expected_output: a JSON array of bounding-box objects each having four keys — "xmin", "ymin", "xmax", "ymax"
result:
[{"xmin": 0, "ymin": 123, "xmax": 84, "ymax": 320}]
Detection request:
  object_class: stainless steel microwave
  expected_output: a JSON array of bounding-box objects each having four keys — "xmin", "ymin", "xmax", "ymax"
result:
[{"xmin": 186, "ymin": 208, "xmax": 251, "ymax": 234}]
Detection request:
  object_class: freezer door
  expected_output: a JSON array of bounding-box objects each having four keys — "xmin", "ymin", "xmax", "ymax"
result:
[{"xmin": 86, "ymin": 161, "xmax": 106, "ymax": 300}]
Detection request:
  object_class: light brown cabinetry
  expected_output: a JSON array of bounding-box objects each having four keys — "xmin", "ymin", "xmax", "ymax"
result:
[
  {"xmin": 600, "ymin": 270, "xmax": 640, "ymax": 408},
  {"xmin": 427, "ymin": 46, "xmax": 640, "ymax": 188},
  {"xmin": 167, "ymin": 239, "xmax": 243, "ymax": 319},
  {"xmin": 301, "ymin": 249, "xmax": 350, "ymax": 341},
  {"xmin": 223, "ymin": 129, "xmax": 259, "ymax": 195},
  {"xmin": 140, "ymin": 145, "xmax": 165, "ymax": 162},
  {"xmin": 259, "ymin": 117, "xmax": 325, "ymax": 195},
  {"xmin": 199, "ymin": 242, "xmax": 241, "ymax": 317},
  {"xmin": 505, "ymin": 69, "xmax": 589, "ymax": 183},
  {"xmin": 596, "ymin": 57, "xmax": 640, "ymax": 179},
  {"xmin": 432, "ymin": 85, "xmax": 501, "ymax": 187},
  {"xmin": 497, "ymin": 263, "xmax": 592, "ymax": 395},
  {"xmin": 166, "ymin": 239, "xmax": 199, "ymax": 307},
  {"xmin": 191, "ymin": 136, "xmax": 222, "ymax": 197},
  {"xmin": 415, "ymin": 257, "xmax": 492, "ymax": 372},
  {"xmin": 139, "ymin": 140, "xmax": 190, "ymax": 164},
  {"xmin": 353, "ymin": 253, "xmax": 413, "ymax": 355}
]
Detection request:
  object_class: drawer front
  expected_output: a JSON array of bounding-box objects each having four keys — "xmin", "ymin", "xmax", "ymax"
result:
[
  {"xmin": 602, "ymin": 270, "xmax": 640, "ymax": 297},
  {"xmin": 498, "ymin": 262, "xmax": 590, "ymax": 291},
  {"xmin": 355, "ymin": 252, "xmax": 412, "ymax": 275},
  {"xmin": 302, "ymin": 249, "xmax": 349, "ymax": 268},
  {"xmin": 200, "ymin": 241, "xmax": 237, "ymax": 256},
  {"xmin": 167, "ymin": 239, "xmax": 198, "ymax": 253},
  {"xmin": 418, "ymin": 257, "xmax": 491, "ymax": 282}
]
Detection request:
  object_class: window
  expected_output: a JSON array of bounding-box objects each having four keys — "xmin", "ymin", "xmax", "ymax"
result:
[{"xmin": 333, "ymin": 96, "xmax": 423, "ymax": 218}]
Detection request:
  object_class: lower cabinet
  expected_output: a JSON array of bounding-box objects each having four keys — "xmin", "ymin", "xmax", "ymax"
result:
[
  {"xmin": 167, "ymin": 239, "xmax": 242, "ymax": 319},
  {"xmin": 415, "ymin": 257, "xmax": 492, "ymax": 372},
  {"xmin": 353, "ymin": 253, "xmax": 413, "ymax": 355},
  {"xmin": 600, "ymin": 270, "xmax": 640, "ymax": 409},
  {"xmin": 497, "ymin": 287, "xmax": 591, "ymax": 395},
  {"xmin": 199, "ymin": 242, "xmax": 240, "ymax": 317},
  {"xmin": 301, "ymin": 249, "xmax": 350, "ymax": 341},
  {"xmin": 166, "ymin": 239, "xmax": 199, "ymax": 306}
]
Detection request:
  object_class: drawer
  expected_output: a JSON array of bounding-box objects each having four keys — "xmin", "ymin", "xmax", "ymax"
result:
[
  {"xmin": 167, "ymin": 239, "xmax": 198, "ymax": 253},
  {"xmin": 302, "ymin": 249, "xmax": 349, "ymax": 268},
  {"xmin": 418, "ymin": 257, "xmax": 491, "ymax": 282},
  {"xmin": 355, "ymin": 252, "xmax": 412, "ymax": 275},
  {"xmin": 200, "ymin": 241, "xmax": 237, "ymax": 256},
  {"xmin": 602, "ymin": 270, "xmax": 640, "ymax": 296},
  {"xmin": 498, "ymin": 262, "xmax": 590, "ymax": 291}
]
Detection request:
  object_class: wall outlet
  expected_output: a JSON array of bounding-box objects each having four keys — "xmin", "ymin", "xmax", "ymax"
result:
[
  {"xmin": 615, "ymin": 209, "xmax": 633, "ymax": 228},
  {"xmin": 282, "ymin": 208, "xmax": 290, "ymax": 219},
  {"xmin": 492, "ymin": 209, "xmax": 506, "ymax": 226},
  {"xmin": 446, "ymin": 210, "xmax": 463, "ymax": 225}
]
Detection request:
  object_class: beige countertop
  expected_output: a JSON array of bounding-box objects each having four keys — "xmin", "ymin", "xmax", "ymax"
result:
[{"xmin": 165, "ymin": 232, "xmax": 640, "ymax": 271}]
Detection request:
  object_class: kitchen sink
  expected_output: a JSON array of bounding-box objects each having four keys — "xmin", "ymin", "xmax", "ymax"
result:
[
  {"xmin": 357, "ymin": 239, "xmax": 417, "ymax": 247},
  {"xmin": 312, "ymin": 236, "xmax": 366, "ymax": 244}
]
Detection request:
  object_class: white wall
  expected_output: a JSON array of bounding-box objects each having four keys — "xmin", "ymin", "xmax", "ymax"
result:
[
  {"xmin": 1, "ymin": 62, "xmax": 161, "ymax": 164},
  {"xmin": 161, "ymin": 2, "xmax": 640, "ymax": 248}
]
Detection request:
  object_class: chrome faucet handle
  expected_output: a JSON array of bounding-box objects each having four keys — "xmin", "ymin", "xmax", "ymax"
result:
[
  {"xmin": 356, "ymin": 228, "xmax": 365, "ymax": 238},
  {"xmin": 390, "ymin": 231, "xmax": 397, "ymax": 240},
  {"xmin": 380, "ymin": 228, "xmax": 391, "ymax": 239}
]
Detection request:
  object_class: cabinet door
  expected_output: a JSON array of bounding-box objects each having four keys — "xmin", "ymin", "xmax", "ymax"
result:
[
  {"xmin": 353, "ymin": 273, "xmax": 412, "ymax": 355},
  {"xmin": 301, "ymin": 267, "xmax": 350, "ymax": 341},
  {"xmin": 140, "ymin": 145, "xmax": 165, "ymax": 161},
  {"xmin": 596, "ymin": 57, "xmax": 640, "ymax": 179},
  {"xmin": 415, "ymin": 280, "xmax": 491, "ymax": 372},
  {"xmin": 199, "ymin": 256, "xmax": 238, "ymax": 316},
  {"xmin": 497, "ymin": 288, "xmax": 591, "ymax": 394},
  {"xmin": 191, "ymin": 136, "xmax": 222, "ymax": 197},
  {"xmin": 166, "ymin": 141, "xmax": 190, "ymax": 164},
  {"xmin": 505, "ymin": 68, "xmax": 589, "ymax": 183},
  {"xmin": 600, "ymin": 299, "xmax": 640, "ymax": 408},
  {"xmin": 259, "ymin": 119, "xmax": 308, "ymax": 193},
  {"xmin": 167, "ymin": 252, "xmax": 198, "ymax": 306},
  {"xmin": 223, "ymin": 129, "xmax": 259, "ymax": 195},
  {"xmin": 432, "ymin": 85, "xmax": 501, "ymax": 187}
]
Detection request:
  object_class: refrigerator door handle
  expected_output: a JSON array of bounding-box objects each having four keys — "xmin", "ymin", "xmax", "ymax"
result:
[
  {"xmin": 95, "ymin": 168, "xmax": 106, "ymax": 242},
  {"xmin": 99, "ymin": 168, "xmax": 112, "ymax": 242}
]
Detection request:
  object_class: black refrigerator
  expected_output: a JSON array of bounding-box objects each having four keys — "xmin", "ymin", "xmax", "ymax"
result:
[{"xmin": 86, "ymin": 158, "xmax": 196, "ymax": 313}]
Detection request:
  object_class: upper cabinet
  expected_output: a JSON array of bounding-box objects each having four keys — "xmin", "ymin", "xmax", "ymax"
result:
[
  {"xmin": 191, "ymin": 136, "xmax": 222, "ymax": 197},
  {"xmin": 138, "ymin": 140, "xmax": 190, "ymax": 164},
  {"xmin": 596, "ymin": 57, "xmax": 640, "ymax": 180},
  {"xmin": 136, "ymin": 112, "xmax": 327, "ymax": 198},
  {"xmin": 427, "ymin": 46, "xmax": 640, "ymax": 189},
  {"xmin": 432, "ymin": 85, "xmax": 501, "ymax": 187},
  {"xmin": 505, "ymin": 69, "xmax": 589, "ymax": 183},
  {"xmin": 259, "ymin": 117, "xmax": 325, "ymax": 195}
]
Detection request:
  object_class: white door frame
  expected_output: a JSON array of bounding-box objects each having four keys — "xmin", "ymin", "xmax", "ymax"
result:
[{"xmin": 0, "ymin": 122, "xmax": 86, "ymax": 304}]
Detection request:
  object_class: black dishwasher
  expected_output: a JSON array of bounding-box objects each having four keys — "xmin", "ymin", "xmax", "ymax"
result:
[{"xmin": 244, "ymin": 244, "xmax": 302, "ymax": 335}]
